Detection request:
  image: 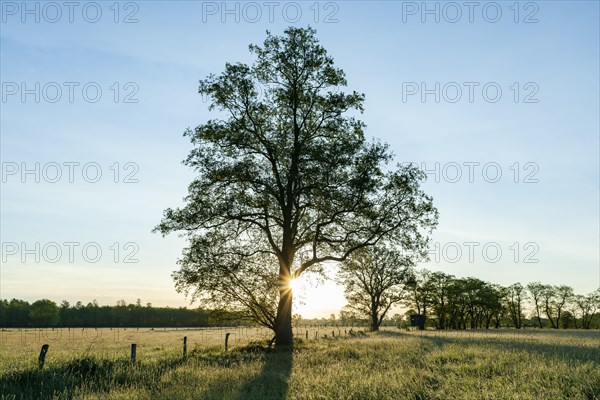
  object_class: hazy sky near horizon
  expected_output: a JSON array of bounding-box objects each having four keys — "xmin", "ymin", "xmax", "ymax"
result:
[{"xmin": 1, "ymin": 1, "xmax": 598, "ymax": 317}]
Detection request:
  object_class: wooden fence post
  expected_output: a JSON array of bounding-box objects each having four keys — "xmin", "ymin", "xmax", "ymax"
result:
[
  {"xmin": 225, "ymin": 332, "xmax": 231, "ymax": 352},
  {"xmin": 131, "ymin": 343, "xmax": 137, "ymax": 365},
  {"xmin": 306, "ymin": 330, "xmax": 308, "ymax": 341},
  {"xmin": 183, "ymin": 336, "xmax": 187, "ymax": 360},
  {"xmin": 38, "ymin": 344, "xmax": 49, "ymax": 370}
]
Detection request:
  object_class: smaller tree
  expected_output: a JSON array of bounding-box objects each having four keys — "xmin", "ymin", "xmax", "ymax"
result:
[
  {"xmin": 527, "ymin": 282, "xmax": 546, "ymax": 328},
  {"xmin": 0, "ymin": 300, "xmax": 7, "ymax": 327},
  {"xmin": 339, "ymin": 310, "xmax": 351, "ymax": 325},
  {"xmin": 559, "ymin": 310, "xmax": 575, "ymax": 329},
  {"xmin": 540, "ymin": 284, "xmax": 559, "ymax": 328},
  {"xmin": 506, "ymin": 283, "xmax": 527, "ymax": 329},
  {"xmin": 338, "ymin": 245, "xmax": 414, "ymax": 331},
  {"xmin": 5, "ymin": 299, "xmax": 30, "ymax": 327},
  {"xmin": 479, "ymin": 284, "xmax": 504, "ymax": 329},
  {"xmin": 574, "ymin": 289, "xmax": 600, "ymax": 329},
  {"xmin": 389, "ymin": 313, "xmax": 403, "ymax": 327},
  {"xmin": 427, "ymin": 271, "xmax": 455, "ymax": 330},
  {"xmin": 403, "ymin": 269, "xmax": 433, "ymax": 330},
  {"xmin": 540, "ymin": 284, "xmax": 574, "ymax": 329},
  {"xmin": 29, "ymin": 299, "xmax": 59, "ymax": 327},
  {"xmin": 554, "ymin": 285, "xmax": 574, "ymax": 328}
]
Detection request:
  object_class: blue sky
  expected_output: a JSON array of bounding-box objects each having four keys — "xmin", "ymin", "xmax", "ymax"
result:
[{"xmin": 1, "ymin": 1, "xmax": 598, "ymax": 316}]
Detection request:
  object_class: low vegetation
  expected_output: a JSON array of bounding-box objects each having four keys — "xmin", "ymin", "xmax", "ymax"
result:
[{"xmin": 1, "ymin": 328, "xmax": 598, "ymax": 399}]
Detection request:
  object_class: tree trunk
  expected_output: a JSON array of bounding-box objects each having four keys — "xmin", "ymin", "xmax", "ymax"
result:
[
  {"xmin": 583, "ymin": 314, "xmax": 592, "ymax": 329},
  {"xmin": 532, "ymin": 303, "xmax": 542, "ymax": 328},
  {"xmin": 274, "ymin": 284, "xmax": 293, "ymax": 349},
  {"xmin": 371, "ymin": 318, "xmax": 380, "ymax": 331},
  {"xmin": 370, "ymin": 299, "xmax": 379, "ymax": 331}
]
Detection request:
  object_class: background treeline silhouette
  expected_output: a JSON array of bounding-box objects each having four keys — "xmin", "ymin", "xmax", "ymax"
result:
[
  {"xmin": 401, "ymin": 271, "xmax": 600, "ymax": 330},
  {"xmin": 0, "ymin": 298, "xmax": 247, "ymax": 328},
  {"xmin": 1, "ymin": 276, "xmax": 598, "ymax": 329}
]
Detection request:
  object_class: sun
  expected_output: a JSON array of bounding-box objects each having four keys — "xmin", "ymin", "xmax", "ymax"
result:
[
  {"xmin": 287, "ymin": 275, "xmax": 347, "ymax": 318},
  {"xmin": 289, "ymin": 277, "xmax": 302, "ymax": 293}
]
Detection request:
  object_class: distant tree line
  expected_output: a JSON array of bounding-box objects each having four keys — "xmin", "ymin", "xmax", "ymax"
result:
[
  {"xmin": 335, "ymin": 244, "xmax": 600, "ymax": 331},
  {"xmin": 402, "ymin": 270, "xmax": 600, "ymax": 330},
  {"xmin": 0, "ymin": 298, "xmax": 247, "ymax": 328},
  {"xmin": 3, "ymin": 274, "xmax": 598, "ymax": 330}
]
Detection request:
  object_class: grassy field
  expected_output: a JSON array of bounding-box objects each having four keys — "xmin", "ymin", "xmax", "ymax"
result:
[{"xmin": 1, "ymin": 328, "xmax": 599, "ymax": 399}]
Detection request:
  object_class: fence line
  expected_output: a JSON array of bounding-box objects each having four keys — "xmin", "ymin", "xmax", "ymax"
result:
[{"xmin": 6, "ymin": 326, "xmax": 597, "ymax": 370}]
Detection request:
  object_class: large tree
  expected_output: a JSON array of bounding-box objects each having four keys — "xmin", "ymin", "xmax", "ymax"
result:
[
  {"xmin": 155, "ymin": 27, "xmax": 438, "ymax": 348},
  {"xmin": 338, "ymin": 245, "xmax": 417, "ymax": 331}
]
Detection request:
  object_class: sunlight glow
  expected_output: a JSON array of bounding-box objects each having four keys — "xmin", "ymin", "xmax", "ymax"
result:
[
  {"xmin": 288, "ymin": 275, "xmax": 347, "ymax": 318},
  {"xmin": 289, "ymin": 277, "xmax": 302, "ymax": 294}
]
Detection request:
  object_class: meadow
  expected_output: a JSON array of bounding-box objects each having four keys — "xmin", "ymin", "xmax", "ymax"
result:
[{"xmin": 1, "ymin": 327, "xmax": 599, "ymax": 399}]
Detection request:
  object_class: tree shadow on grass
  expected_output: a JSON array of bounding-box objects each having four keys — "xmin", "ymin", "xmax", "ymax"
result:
[
  {"xmin": 382, "ymin": 329, "xmax": 600, "ymax": 364},
  {"xmin": 315, "ymin": 329, "xmax": 599, "ymax": 366},
  {"xmin": 236, "ymin": 350, "xmax": 293, "ymax": 400}
]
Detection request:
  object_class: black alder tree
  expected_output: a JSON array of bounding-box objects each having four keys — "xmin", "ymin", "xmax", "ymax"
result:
[{"xmin": 155, "ymin": 27, "xmax": 438, "ymax": 348}]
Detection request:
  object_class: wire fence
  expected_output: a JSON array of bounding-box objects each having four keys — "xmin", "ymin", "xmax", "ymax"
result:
[
  {"xmin": 0, "ymin": 324, "xmax": 372, "ymax": 370},
  {"xmin": 2, "ymin": 326, "xmax": 598, "ymax": 372},
  {"xmin": 1, "ymin": 324, "xmax": 373, "ymax": 346}
]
